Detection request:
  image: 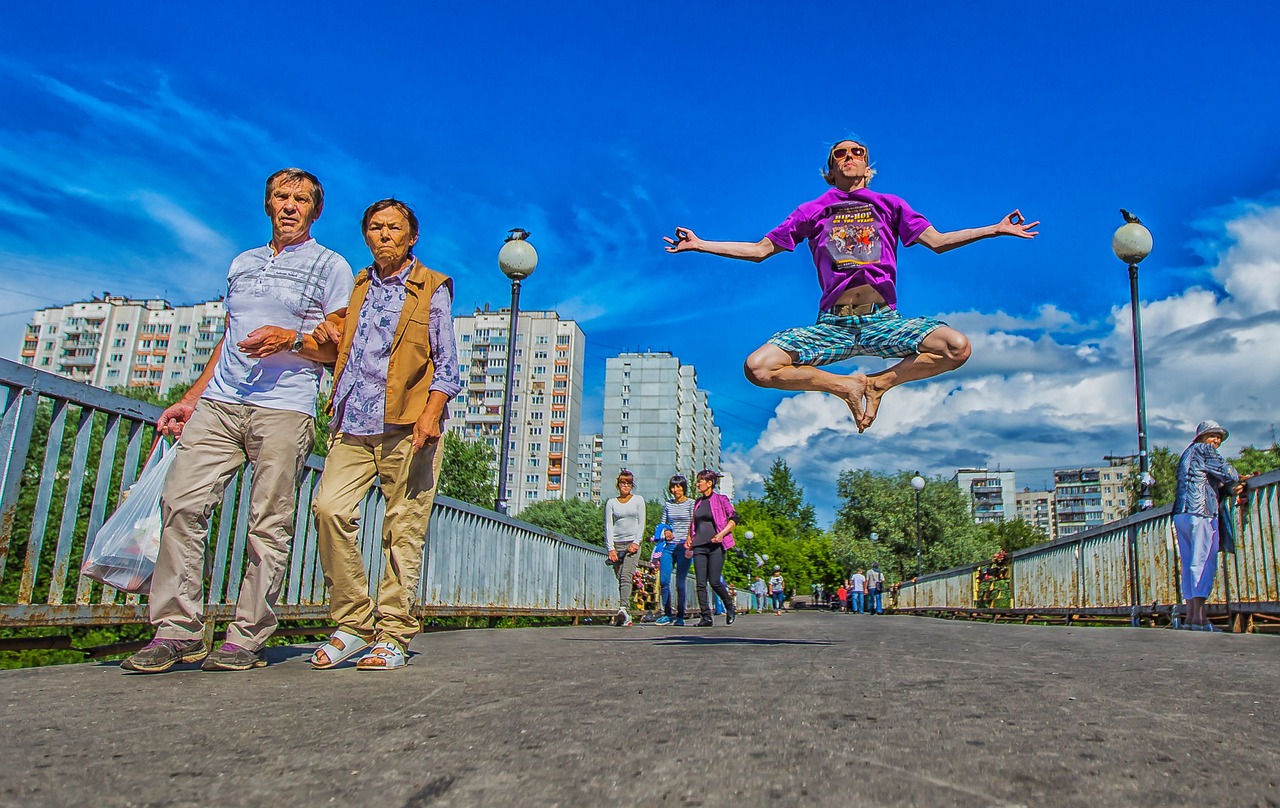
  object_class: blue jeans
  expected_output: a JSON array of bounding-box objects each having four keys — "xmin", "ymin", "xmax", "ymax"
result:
[
  {"xmin": 667, "ymin": 548, "xmax": 692, "ymax": 618},
  {"xmin": 850, "ymin": 591, "xmax": 863, "ymax": 614},
  {"xmin": 870, "ymin": 590, "xmax": 883, "ymax": 614},
  {"xmin": 770, "ymin": 592, "xmax": 785, "ymax": 610},
  {"xmin": 658, "ymin": 544, "xmax": 676, "ymax": 616}
]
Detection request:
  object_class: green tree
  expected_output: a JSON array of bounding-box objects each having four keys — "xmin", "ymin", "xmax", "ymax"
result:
[
  {"xmin": 976, "ymin": 518, "xmax": 1048, "ymax": 553},
  {"xmin": 1232, "ymin": 442, "xmax": 1280, "ymax": 476},
  {"xmin": 761, "ymin": 458, "xmax": 818, "ymax": 536},
  {"xmin": 438, "ymin": 432, "xmax": 497, "ymax": 508},
  {"xmin": 830, "ymin": 469, "xmax": 995, "ymax": 582},
  {"xmin": 517, "ymin": 498, "xmax": 606, "ymax": 547},
  {"xmin": 1128, "ymin": 445, "xmax": 1178, "ymax": 514}
]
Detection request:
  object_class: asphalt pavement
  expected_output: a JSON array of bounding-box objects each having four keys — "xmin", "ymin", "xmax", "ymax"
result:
[{"xmin": 2, "ymin": 611, "xmax": 1277, "ymax": 807}]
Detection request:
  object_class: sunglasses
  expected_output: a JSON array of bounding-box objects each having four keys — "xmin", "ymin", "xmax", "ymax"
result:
[{"xmin": 831, "ymin": 146, "xmax": 867, "ymax": 161}]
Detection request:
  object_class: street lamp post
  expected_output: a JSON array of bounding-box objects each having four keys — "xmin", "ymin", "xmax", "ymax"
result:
[
  {"xmin": 911, "ymin": 474, "xmax": 925, "ymax": 578},
  {"xmin": 1113, "ymin": 210, "xmax": 1155, "ymax": 510},
  {"xmin": 495, "ymin": 229, "xmax": 538, "ymax": 515}
]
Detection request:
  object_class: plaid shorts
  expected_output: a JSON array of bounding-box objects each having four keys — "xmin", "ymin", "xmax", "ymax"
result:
[{"xmin": 766, "ymin": 307, "xmax": 946, "ymax": 365}]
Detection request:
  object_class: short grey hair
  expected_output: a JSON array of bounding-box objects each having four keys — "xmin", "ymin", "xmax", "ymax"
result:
[{"xmin": 264, "ymin": 168, "xmax": 324, "ymax": 213}]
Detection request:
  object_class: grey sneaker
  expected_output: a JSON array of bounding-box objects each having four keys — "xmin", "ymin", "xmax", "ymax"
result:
[
  {"xmin": 201, "ymin": 642, "xmax": 267, "ymax": 671},
  {"xmin": 121, "ymin": 638, "xmax": 207, "ymax": 673}
]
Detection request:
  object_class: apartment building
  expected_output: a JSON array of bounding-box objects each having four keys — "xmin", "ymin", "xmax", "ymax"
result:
[
  {"xmin": 447, "ymin": 308, "xmax": 586, "ymax": 515},
  {"xmin": 576, "ymin": 433, "xmax": 603, "ymax": 504},
  {"xmin": 1014, "ymin": 488, "xmax": 1056, "ymax": 539},
  {"xmin": 602, "ymin": 352, "xmax": 721, "ymax": 505},
  {"xmin": 951, "ymin": 468, "xmax": 1017, "ymax": 524},
  {"xmin": 1052, "ymin": 457, "xmax": 1133, "ymax": 538},
  {"xmin": 19, "ymin": 293, "xmax": 226, "ymax": 395}
]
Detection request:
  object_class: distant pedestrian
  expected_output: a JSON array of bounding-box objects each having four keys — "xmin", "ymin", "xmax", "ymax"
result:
[
  {"xmin": 751, "ymin": 576, "xmax": 767, "ymax": 613},
  {"xmin": 661, "ymin": 474, "xmax": 696, "ymax": 626},
  {"xmin": 1173, "ymin": 420, "xmax": 1246, "ymax": 631},
  {"xmin": 836, "ymin": 584, "xmax": 848, "ymax": 613},
  {"xmin": 866, "ymin": 563, "xmax": 885, "ymax": 614},
  {"xmin": 605, "ymin": 470, "xmax": 646, "ymax": 627},
  {"xmin": 686, "ymin": 470, "xmax": 738, "ymax": 627},
  {"xmin": 850, "ymin": 569, "xmax": 866, "ymax": 615},
  {"xmin": 652, "ymin": 523, "xmax": 678, "ymax": 625},
  {"xmin": 769, "ymin": 566, "xmax": 786, "ymax": 614}
]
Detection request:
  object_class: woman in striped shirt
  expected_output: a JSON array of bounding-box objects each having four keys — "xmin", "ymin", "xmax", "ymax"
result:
[{"xmin": 657, "ymin": 474, "xmax": 695, "ymax": 625}]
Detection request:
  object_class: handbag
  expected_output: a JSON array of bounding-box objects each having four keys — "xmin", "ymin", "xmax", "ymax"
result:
[{"xmin": 81, "ymin": 439, "xmax": 177, "ymax": 593}]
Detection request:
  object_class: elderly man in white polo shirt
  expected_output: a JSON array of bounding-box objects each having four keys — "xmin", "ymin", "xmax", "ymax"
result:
[{"xmin": 123, "ymin": 168, "xmax": 354, "ymax": 674}]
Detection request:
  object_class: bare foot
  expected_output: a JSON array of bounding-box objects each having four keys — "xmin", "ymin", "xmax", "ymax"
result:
[
  {"xmin": 838, "ymin": 374, "xmax": 868, "ymax": 430},
  {"xmin": 859, "ymin": 379, "xmax": 889, "ymax": 431}
]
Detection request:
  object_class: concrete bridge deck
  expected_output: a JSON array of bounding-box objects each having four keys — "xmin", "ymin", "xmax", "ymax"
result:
[{"xmin": 2, "ymin": 612, "xmax": 1277, "ymax": 807}]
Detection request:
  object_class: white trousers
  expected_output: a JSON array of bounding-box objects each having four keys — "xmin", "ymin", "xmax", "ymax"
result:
[{"xmin": 1173, "ymin": 513, "xmax": 1219, "ymax": 600}]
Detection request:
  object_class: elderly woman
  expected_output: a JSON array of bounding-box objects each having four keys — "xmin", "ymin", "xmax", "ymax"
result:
[
  {"xmin": 685, "ymin": 469, "xmax": 738, "ymax": 627},
  {"xmin": 1173, "ymin": 420, "xmax": 1245, "ymax": 632},
  {"xmin": 604, "ymin": 469, "xmax": 646, "ymax": 627}
]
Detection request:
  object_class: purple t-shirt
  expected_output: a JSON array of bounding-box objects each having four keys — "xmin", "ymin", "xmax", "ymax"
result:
[{"xmin": 765, "ymin": 188, "xmax": 931, "ymax": 311}]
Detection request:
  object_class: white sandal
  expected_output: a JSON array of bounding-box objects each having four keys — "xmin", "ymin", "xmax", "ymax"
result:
[
  {"xmin": 310, "ymin": 629, "xmax": 371, "ymax": 669},
  {"xmin": 356, "ymin": 641, "xmax": 408, "ymax": 671}
]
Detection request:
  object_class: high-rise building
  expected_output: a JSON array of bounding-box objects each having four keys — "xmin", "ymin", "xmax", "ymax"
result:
[
  {"xmin": 951, "ymin": 468, "xmax": 1017, "ymax": 524},
  {"xmin": 602, "ymin": 352, "xmax": 721, "ymax": 504},
  {"xmin": 1098, "ymin": 455, "xmax": 1135, "ymax": 523},
  {"xmin": 1014, "ymin": 488, "xmax": 1056, "ymax": 539},
  {"xmin": 576, "ymin": 433, "xmax": 603, "ymax": 504},
  {"xmin": 447, "ymin": 308, "xmax": 585, "ymax": 515},
  {"xmin": 20, "ymin": 293, "xmax": 226, "ymax": 395},
  {"xmin": 1052, "ymin": 457, "xmax": 1133, "ymax": 538}
]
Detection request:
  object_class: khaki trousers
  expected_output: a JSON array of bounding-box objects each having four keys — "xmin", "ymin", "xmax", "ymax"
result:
[
  {"xmin": 151, "ymin": 399, "xmax": 314, "ymax": 649},
  {"xmin": 311, "ymin": 427, "xmax": 443, "ymax": 649}
]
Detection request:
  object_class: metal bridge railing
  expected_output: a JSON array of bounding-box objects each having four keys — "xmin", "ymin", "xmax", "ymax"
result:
[
  {"xmin": 896, "ymin": 467, "xmax": 1280, "ymax": 630},
  {"xmin": 0, "ymin": 358, "xmax": 618, "ymax": 630}
]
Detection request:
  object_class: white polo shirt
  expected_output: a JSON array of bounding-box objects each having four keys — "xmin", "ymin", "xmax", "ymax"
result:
[{"xmin": 203, "ymin": 239, "xmax": 354, "ymax": 415}]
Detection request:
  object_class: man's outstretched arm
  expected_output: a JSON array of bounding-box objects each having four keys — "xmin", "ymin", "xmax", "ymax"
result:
[
  {"xmin": 915, "ymin": 210, "xmax": 1039, "ymax": 254},
  {"xmin": 664, "ymin": 228, "xmax": 786, "ymax": 263}
]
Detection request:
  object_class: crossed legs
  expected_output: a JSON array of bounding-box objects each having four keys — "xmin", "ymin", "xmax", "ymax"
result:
[{"xmin": 744, "ymin": 326, "xmax": 971, "ymax": 432}]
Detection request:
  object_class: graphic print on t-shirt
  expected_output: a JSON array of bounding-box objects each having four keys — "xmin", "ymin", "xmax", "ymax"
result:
[{"xmin": 824, "ymin": 202, "xmax": 881, "ymax": 266}]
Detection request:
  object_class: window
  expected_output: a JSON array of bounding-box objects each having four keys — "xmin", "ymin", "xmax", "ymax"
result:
[
  {"xmin": 526, "ymin": 474, "xmax": 539, "ymax": 484},
  {"xmin": 534, "ymin": 351, "xmax": 548, "ymax": 359},
  {"xmin": 552, "ymin": 395, "xmax": 566, "ymax": 405},
  {"xmin": 621, "ymin": 412, "xmax": 628, "ymax": 420},
  {"xmin": 622, "ymin": 398, "xmax": 629, "ymax": 407},
  {"xmin": 535, "ymin": 335, "xmax": 549, "ymax": 345},
  {"xmin": 116, "ymin": 323, "xmax": 129, "ymax": 332},
  {"xmin": 557, "ymin": 335, "xmax": 570, "ymax": 345},
  {"xmin": 620, "ymin": 453, "xmax": 628, "ymax": 462},
  {"xmin": 620, "ymin": 439, "xmax": 628, "ymax": 447},
  {"xmin": 534, "ymin": 366, "xmax": 547, "ymax": 375},
  {"xmin": 620, "ymin": 425, "xmax": 628, "ymax": 434}
]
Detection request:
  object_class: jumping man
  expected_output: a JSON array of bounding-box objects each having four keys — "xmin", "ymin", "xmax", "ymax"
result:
[{"xmin": 665, "ymin": 136, "xmax": 1038, "ymax": 431}]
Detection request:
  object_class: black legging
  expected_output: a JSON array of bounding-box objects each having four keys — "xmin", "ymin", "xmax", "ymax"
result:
[{"xmin": 693, "ymin": 544, "xmax": 734, "ymax": 618}]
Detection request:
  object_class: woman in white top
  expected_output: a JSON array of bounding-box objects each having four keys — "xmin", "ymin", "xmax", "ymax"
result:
[{"xmin": 604, "ymin": 469, "xmax": 646, "ymax": 627}]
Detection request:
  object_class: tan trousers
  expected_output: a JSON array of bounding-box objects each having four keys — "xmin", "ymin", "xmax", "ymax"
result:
[
  {"xmin": 311, "ymin": 427, "xmax": 443, "ymax": 649},
  {"xmin": 151, "ymin": 399, "xmax": 314, "ymax": 649}
]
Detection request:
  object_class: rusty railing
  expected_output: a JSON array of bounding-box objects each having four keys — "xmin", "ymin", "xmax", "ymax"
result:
[
  {"xmin": 0, "ymin": 358, "xmax": 619, "ymax": 631},
  {"xmin": 895, "ymin": 468, "xmax": 1280, "ymax": 631}
]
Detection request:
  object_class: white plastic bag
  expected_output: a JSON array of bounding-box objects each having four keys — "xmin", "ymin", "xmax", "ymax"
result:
[{"xmin": 81, "ymin": 439, "xmax": 177, "ymax": 594}]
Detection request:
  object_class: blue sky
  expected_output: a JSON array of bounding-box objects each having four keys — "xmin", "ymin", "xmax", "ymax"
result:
[{"xmin": 2, "ymin": 3, "xmax": 1279, "ymax": 522}]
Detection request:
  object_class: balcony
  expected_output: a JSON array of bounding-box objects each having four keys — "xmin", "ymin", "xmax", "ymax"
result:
[{"xmin": 59, "ymin": 354, "xmax": 97, "ymax": 367}]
